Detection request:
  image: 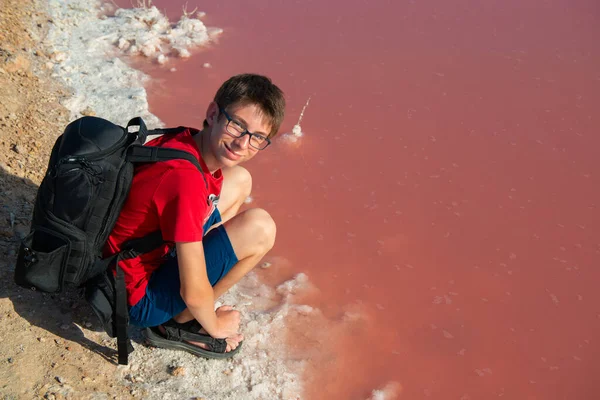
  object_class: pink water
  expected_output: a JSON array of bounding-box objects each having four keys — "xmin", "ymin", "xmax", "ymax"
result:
[{"xmin": 118, "ymin": 0, "xmax": 600, "ymax": 398}]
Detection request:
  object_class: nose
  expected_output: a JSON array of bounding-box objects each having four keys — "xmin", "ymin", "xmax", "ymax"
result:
[{"xmin": 232, "ymin": 132, "xmax": 251, "ymax": 149}]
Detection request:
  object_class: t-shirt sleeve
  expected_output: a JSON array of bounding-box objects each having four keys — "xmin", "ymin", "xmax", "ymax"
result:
[{"xmin": 153, "ymin": 166, "xmax": 208, "ymax": 242}]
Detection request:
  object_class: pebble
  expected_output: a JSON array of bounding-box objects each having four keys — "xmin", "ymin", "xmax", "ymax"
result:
[
  {"xmin": 11, "ymin": 143, "xmax": 22, "ymax": 154},
  {"xmin": 50, "ymin": 51, "xmax": 66, "ymax": 63},
  {"xmin": 80, "ymin": 106, "xmax": 96, "ymax": 116},
  {"xmin": 202, "ymin": 62, "xmax": 211, "ymax": 68},
  {"xmin": 176, "ymin": 48, "xmax": 190, "ymax": 58},
  {"xmin": 169, "ymin": 366, "xmax": 185, "ymax": 376},
  {"xmin": 7, "ymin": 357, "xmax": 14, "ymax": 363},
  {"xmin": 260, "ymin": 262, "xmax": 272, "ymax": 269}
]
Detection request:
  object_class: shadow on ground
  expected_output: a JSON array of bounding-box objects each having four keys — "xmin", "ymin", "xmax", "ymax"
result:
[{"xmin": 0, "ymin": 165, "xmax": 145, "ymax": 365}]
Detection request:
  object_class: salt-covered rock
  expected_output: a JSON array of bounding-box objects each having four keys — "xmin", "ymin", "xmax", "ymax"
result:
[
  {"xmin": 156, "ymin": 54, "xmax": 167, "ymax": 64},
  {"xmin": 292, "ymin": 124, "xmax": 302, "ymax": 136},
  {"xmin": 173, "ymin": 47, "xmax": 190, "ymax": 58},
  {"xmin": 107, "ymin": 6, "xmax": 216, "ymax": 63},
  {"xmin": 50, "ymin": 51, "xmax": 67, "ymax": 63},
  {"xmin": 117, "ymin": 37, "xmax": 130, "ymax": 51}
]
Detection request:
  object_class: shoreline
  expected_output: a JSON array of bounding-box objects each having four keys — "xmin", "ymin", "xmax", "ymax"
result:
[{"xmin": 1, "ymin": 0, "xmax": 310, "ymax": 398}]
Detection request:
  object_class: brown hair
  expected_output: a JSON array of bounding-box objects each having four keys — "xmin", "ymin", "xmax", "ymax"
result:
[{"xmin": 204, "ymin": 73, "xmax": 286, "ymax": 138}]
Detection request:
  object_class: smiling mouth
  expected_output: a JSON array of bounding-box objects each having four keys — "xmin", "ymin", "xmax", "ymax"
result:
[{"xmin": 224, "ymin": 143, "xmax": 241, "ymax": 159}]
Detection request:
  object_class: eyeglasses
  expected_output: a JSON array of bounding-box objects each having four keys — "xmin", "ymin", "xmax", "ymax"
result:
[{"xmin": 219, "ymin": 107, "xmax": 271, "ymax": 150}]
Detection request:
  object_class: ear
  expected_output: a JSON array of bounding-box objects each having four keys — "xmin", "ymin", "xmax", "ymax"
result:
[{"xmin": 205, "ymin": 101, "xmax": 219, "ymax": 127}]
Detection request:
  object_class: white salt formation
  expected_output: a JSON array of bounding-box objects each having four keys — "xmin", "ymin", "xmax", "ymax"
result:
[
  {"xmin": 283, "ymin": 96, "xmax": 311, "ymax": 143},
  {"xmin": 366, "ymin": 381, "xmax": 403, "ymax": 400},
  {"xmin": 109, "ymin": 5, "xmax": 221, "ymax": 63},
  {"xmin": 292, "ymin": 96, "xmax": 312, "ymax": 137},
  {"xmin": 45, "ymin": 0, "xmax": 221, "ymax": 126},
  {"xmin": 292, "ymin": 123, "xmax": 303, "ymax": 136}
]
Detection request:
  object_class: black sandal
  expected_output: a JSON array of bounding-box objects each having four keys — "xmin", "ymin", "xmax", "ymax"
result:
[{"xmin": 144, "ymin": 319, "xmax": 242, "ymax": 359}]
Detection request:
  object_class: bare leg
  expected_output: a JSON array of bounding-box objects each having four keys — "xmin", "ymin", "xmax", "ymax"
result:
[
  {"xmin": 213, "ymin": 166, "xmax": 252, "ymax": 226},
  {"xmin": 173, "ymin": 208, "xmax": 276, "ymax": 321},
  {"xmin": 170, "ymin": 208, "xmax": 276, "ymax": 351}
]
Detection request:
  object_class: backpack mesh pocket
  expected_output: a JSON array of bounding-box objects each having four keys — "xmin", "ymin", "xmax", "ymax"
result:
[{"xmin": 14, "ymin": 227, "xmax": 70, "ymax": 293}]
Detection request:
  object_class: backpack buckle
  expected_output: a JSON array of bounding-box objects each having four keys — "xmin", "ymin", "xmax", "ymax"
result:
[{"xmin": 22, "ymin": 247, "xmax": 38, "ymax": 264}]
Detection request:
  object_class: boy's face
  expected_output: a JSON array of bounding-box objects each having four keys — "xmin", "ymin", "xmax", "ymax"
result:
[{"xmin": 206, "ymin": 102, "xmax": 272, "ymax": 169}]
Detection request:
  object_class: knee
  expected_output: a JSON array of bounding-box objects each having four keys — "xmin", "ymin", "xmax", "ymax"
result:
[
  {"xmin": 243, "ymin": 208, "xmax": 276, "ymax": 254},
  {"xmin": 233, "ymin": 166, "xmax": 252, "ymax": 202}
]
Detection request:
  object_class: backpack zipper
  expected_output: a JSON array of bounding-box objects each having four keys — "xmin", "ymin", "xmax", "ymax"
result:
[
  {"xmin": 53, "ymin": 158, "xmax": 104, "ymax": 184},
  {"xmin": 95, "ymin": 167, "xmax": 128, "ymax": 249}
]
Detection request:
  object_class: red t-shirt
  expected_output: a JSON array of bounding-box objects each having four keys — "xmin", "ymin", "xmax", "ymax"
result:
[{"xmin": 104, "ymin": 128, "xmax": 222, "ymax": 306}]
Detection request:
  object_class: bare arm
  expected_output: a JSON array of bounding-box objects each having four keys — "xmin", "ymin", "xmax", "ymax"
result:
[{"xmin": 176, "ymin": 241, "xmax": 240, "ymax": 338}]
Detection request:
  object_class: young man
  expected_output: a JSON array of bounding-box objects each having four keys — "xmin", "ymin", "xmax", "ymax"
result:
[{"xmin": 104, "ymin": 73, "xmax": 285, "ymax": 356}]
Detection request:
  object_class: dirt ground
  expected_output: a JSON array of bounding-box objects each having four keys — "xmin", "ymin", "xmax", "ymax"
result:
[{"xmin": 0, "ymin": 1, "xmax": 141, "ymax": 398}]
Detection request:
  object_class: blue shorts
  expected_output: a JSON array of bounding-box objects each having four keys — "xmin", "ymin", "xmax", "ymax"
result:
[{"xmin": 129, "ymin": 209, "xmax": 238, "ymax": 327}]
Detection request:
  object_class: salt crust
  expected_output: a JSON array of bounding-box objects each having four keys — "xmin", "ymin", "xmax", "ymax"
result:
[
  {"xmin": 45, "ymin": 0, "xmax": 221, "ymax": 127},
  {"xmin": 118, "ymin": 272, "xmax": 315, "ymax": 399}
]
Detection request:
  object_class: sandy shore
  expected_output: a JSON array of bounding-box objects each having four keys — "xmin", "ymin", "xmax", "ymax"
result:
[{"xmin": 0, "ymin": 0, "xmax": 135, "ymax": 398}]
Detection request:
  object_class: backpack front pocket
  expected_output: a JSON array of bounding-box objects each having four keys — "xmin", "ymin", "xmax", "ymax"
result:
[
  {"xmin": 14, "ymin": 227, "xmax": 70, "ymax": 293},
  {"xmin": 52, "ymin": 160, "xmax": 104, "ymax": 230}
]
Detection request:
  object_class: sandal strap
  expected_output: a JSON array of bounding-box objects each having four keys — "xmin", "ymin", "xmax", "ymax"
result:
[
  {"xmin": 161, "ymin": 321, "xmax": 228, "ymax": 353},
  {"xmin": 177, "ymin": 319, "xmax": 203, "ymax": 333}
]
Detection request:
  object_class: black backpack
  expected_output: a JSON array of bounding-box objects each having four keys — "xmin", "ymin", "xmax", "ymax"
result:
[{"xmin": 14, "ymin": 116, "xmax": 206, "ymax": 365}]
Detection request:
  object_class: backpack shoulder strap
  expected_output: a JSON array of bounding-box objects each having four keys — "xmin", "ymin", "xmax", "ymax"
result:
[
  {"xmin": 97, "ymin": 230, "xmax": 165, "ymax": 365},
  {"xmin": 126, "ymin": 117, "xmax": 149, "ymax": 144},
  {"xmin": 126, "ymin": 145, "xmax": 208, "ymax": 189},
  {"xmin": 143, "ymin": 126, "xmax": 186, "ymax": 144}
]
